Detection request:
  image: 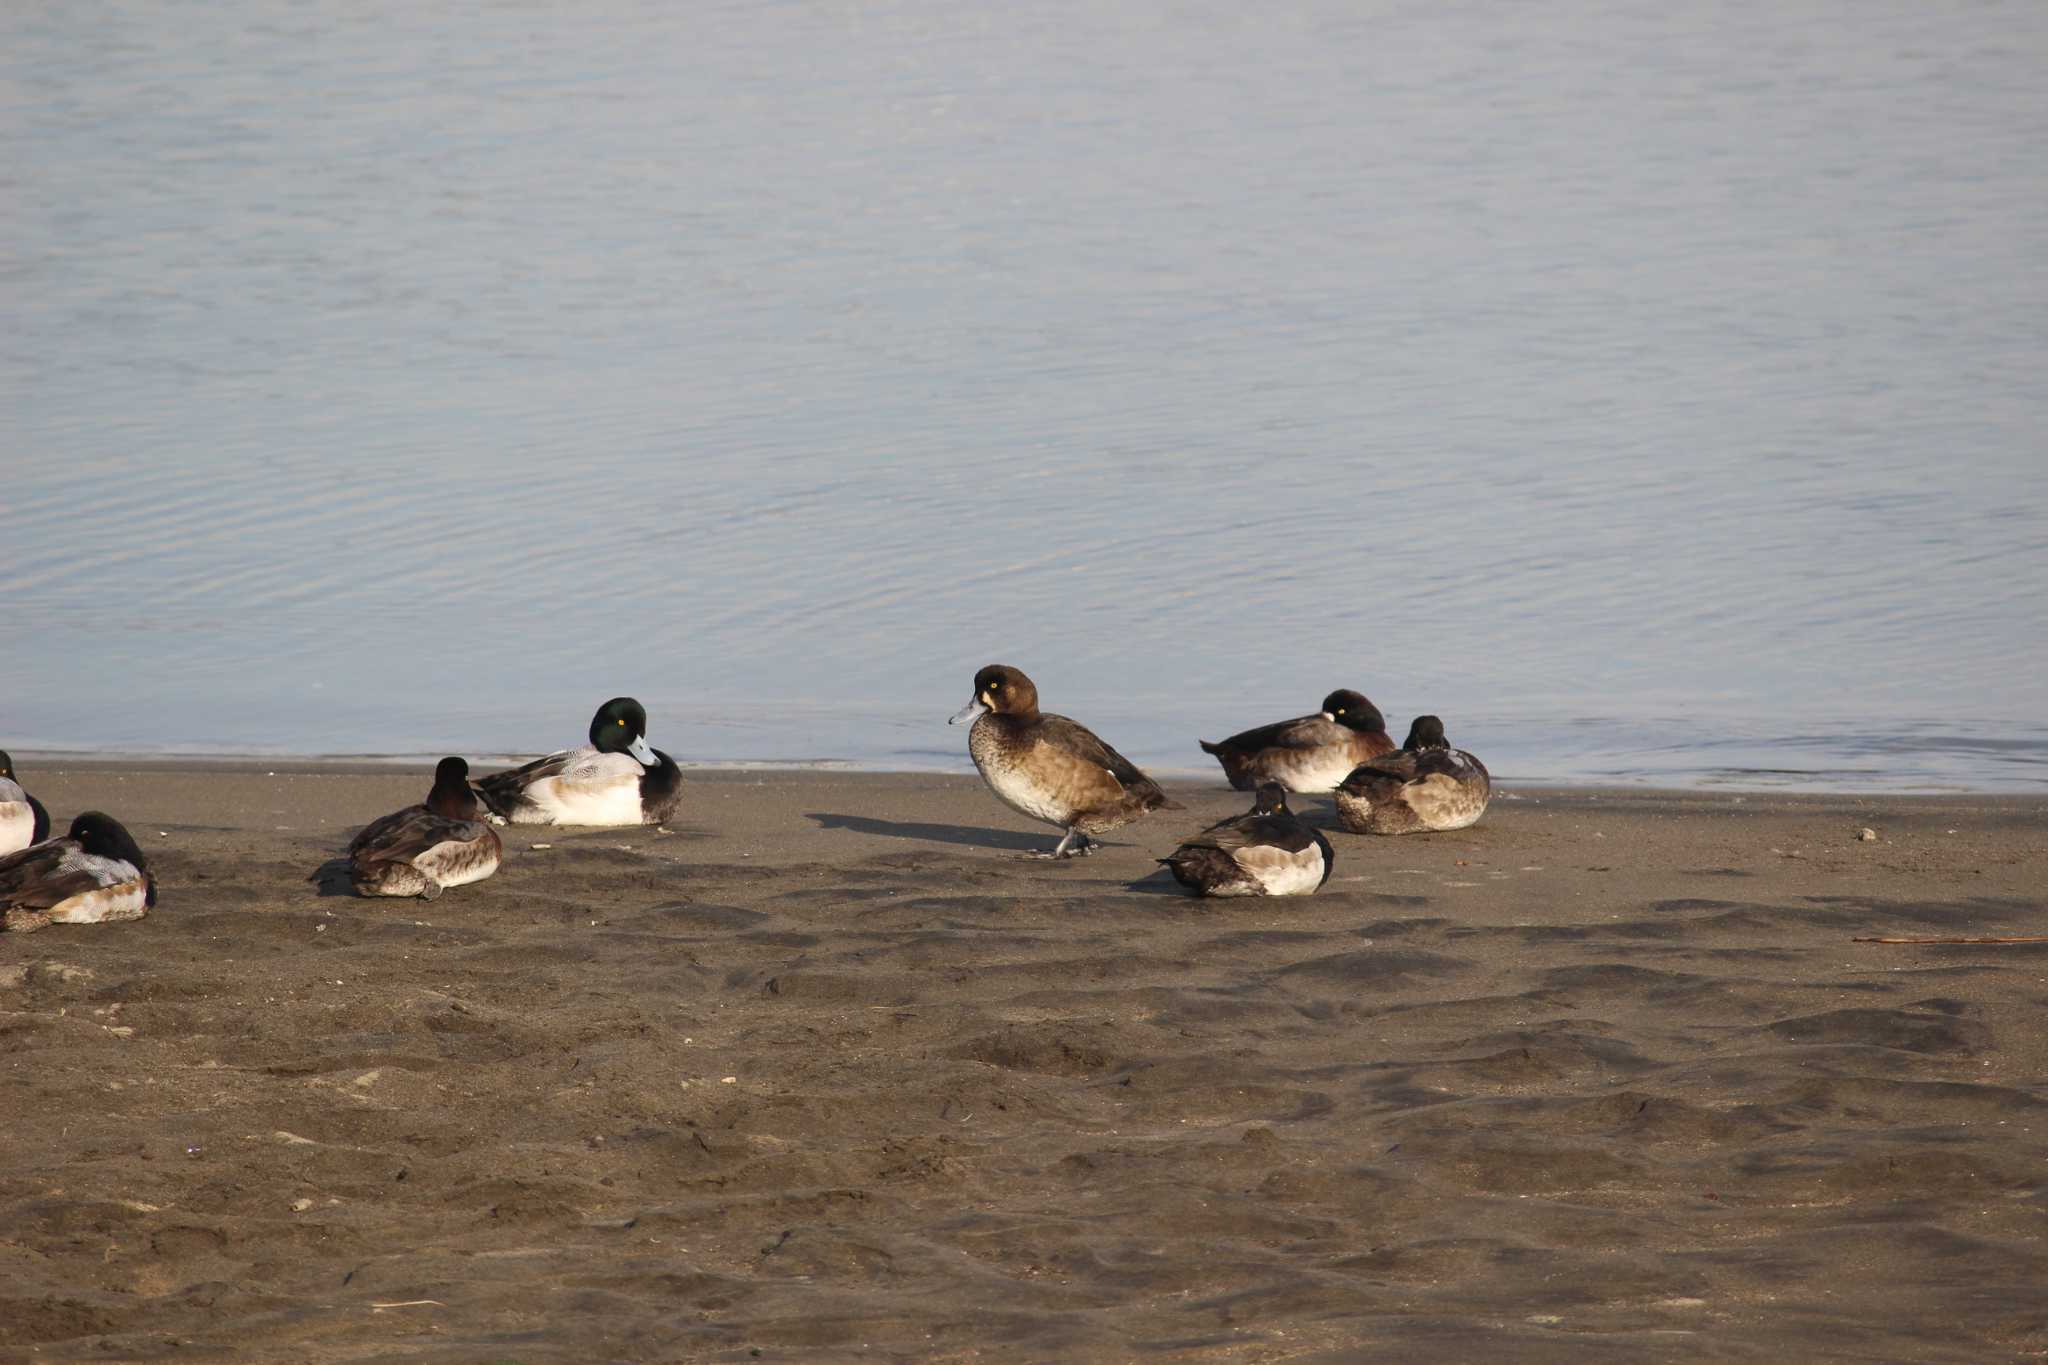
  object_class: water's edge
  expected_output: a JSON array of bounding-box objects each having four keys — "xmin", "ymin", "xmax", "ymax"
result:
[{"xmin": 16, "ymin": 748, "xmax": 2044, "ymax": 799}]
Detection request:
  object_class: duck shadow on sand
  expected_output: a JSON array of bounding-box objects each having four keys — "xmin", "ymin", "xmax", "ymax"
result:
[
  {"xmin": 808, "ymin": 811, "xmax": 1130, "ymax": 856},
  {"xmin": 307, "ymin": 857, "xmax": 357, "ymax": 898},
  {"xmin": 1126, "ymin": 865, "xmax": 1193, "ymax": 897}
]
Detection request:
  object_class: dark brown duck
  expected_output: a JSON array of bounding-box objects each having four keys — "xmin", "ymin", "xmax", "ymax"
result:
[
  {"xmin": 1334, "ymin": 715, "xmax": 1490, "ymax": 835},
  {"xmin": 1161, "ymin": 783, "xmax": 1335, "ymax": 897},
  {"xmin": 1199, "ymin": 688, "xmax": 1395, "ymax": 791},
  {"xmin": 949, "ymin": 664, "xmax": 1177, "ymax": 859},
  {"xmin": 349, "ymin": 757, "xmax": 503, "ymax": 899}
]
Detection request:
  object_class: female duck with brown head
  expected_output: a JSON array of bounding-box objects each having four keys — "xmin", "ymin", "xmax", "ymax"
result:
[
  {"xmin": 949, "ymin": 664, "xmax": 1178, "ymax": 859},
  {"xmin": 347, "ymin": 757, "xmax": 502, "ymax": 900},
  {"xmin": 1334, "ymin": 715, "xmax": 1490, "ymax": 835}
]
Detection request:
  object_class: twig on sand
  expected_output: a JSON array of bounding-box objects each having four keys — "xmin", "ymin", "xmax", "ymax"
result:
[
  {"xmin": 1852, "ymin": 935, "xmax": 2048, "ymax": 945},
  {"xmin": 370, "ymin": 1301, "xmax": 445, "ymax": 1311}
]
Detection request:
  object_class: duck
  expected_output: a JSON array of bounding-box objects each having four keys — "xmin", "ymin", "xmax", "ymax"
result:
[
  {"xmin": 348, "ymin": 757, "xmax": 502, "ymax": 900},
  {"xmin": 474, "ymin": 697, "xmax": 681, "ymax": 826},
  {"xmin": 949, "ymin": 664, "xmax": 1178, "ymax": 858},
  {"xmin": 0, "ymin": 751, "xmax": 51, "ymax": 856},
  {"xmin": 0, "ymin": 811, "xmax": 155, "ymax": 933},
  {"xmin": 1333, "ymin": 715, "xmax": 1490, "ymax": 835},
  {"xmin": 1198, "ymin": 689, "xmax": 1396, "ymax": 791},
  {"xmin": 1160, "ymin": 783, "xmax": 1335, "ymax": 897}
]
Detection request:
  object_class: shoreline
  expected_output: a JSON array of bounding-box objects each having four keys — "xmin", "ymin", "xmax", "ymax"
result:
[
  {"xmin": 10, "ymin": 752, "xmax": 2042, "ymax": 799},
  {"xmin": 3, "ymin": 767, "xmax": 2045, "ymax": 1360}
]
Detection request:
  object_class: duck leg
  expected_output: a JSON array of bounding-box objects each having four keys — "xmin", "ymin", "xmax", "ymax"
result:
[{"xmin": 1023, "ymin": 828, "xmax": 1098, "ymax": 860}]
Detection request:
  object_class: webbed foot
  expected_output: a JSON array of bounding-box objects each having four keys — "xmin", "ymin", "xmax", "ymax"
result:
[{"xmin": 1020, "ymin": 830, "xmax": 1099, "ymax": 860}]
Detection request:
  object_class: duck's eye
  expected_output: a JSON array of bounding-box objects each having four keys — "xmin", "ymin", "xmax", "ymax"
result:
[{"xmin": 990, "ymin": 681, "xmax": 1001, "ymax": 690}]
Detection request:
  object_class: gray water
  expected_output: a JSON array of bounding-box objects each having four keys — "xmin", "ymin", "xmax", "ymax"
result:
[{"xmin": 5, "ymin": 1, "xmax": 2046, "ymax": 791}]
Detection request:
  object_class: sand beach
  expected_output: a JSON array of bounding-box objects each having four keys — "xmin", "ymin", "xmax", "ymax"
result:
[{"xmin": 3, "ymin": 764, "xmax": 2045, "ymax": 1362}]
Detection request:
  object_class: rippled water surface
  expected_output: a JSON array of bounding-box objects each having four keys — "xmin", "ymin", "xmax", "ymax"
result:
[{"xmin": 6, "ymin": 1, "xmax": 2046, "ymax": 790}]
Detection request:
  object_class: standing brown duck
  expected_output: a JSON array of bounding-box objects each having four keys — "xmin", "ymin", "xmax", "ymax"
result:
[
  {"xmin": 949, "ymin": 664, "xmax": 1177, "ymax": 858},
  {"xmin": 1199, "ymin": 689, "xmax": 1395, "ymax": 791}
]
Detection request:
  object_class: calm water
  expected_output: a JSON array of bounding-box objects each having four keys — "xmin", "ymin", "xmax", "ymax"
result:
[{"xmin": 5, "ymin": 2, "xmax": 2046, "ymax": 791}]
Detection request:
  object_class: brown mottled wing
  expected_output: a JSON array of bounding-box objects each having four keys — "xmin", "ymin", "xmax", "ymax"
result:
[
  {"xmin": 1187, "ymin": 812, "xmax": 1321, "ymax": 856},
  {"xmin": 0, "ymin": 839, "xmax": 102, "ymax": 911},
  {"xmin": 1215, "ymin": 713, "xmax": 1340, "ymax": 754},
  {"xmin": 1034, "ymin": 714, "xmax": 1162, "ymax": 798},
  {"xmin": 349, "ymin": 805, "xmax": 485, "ymax": 862},
  {"xmin": 1162, "ymin": 844, "xmax": 1255, "ymax": 893},
  {"xmin": 1348, "ymin": 729, "xmax": 1399, "ymax": 762},
  {"xmin": 1412, "ymin": 749, "xmax": 1474, "ymax": 781},
  {"xmin": 1339, "ymin": 748, "xmax": 1423, "ymax": 794}
]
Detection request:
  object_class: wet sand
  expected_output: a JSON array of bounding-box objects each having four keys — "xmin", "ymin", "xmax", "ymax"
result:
[{"xmin": 3, "ymin": 764, "xmax": 2045, "ymax": 1363}]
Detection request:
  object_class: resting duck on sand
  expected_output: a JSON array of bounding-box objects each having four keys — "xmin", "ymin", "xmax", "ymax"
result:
[
  {"xmin": 0, "ymin": 751, "xmax": 51, "ymax": 855},
  {"xmin": 949, "ymin": 664, "xmax": 1177, "ymax": 859},
  {"xmin": 1334, "ymin": 715, "xmax": 1490, "ymax": 835},
  {"xmin": 0, "ymin": 811, "xmax": 155, "ymax": 933},
  {"xmin": 1199, "ymin": 689, "xmax": 1395, "ymax": 791},
  {"xmin": 1160, "ymin": 783, "xmax": 1334, "ymax": 897},
  {"xmin": 475, "ymin": 697, "xmax": 681, "ymax": 827},
  {"xmin": 348, "ymin": 757, "xmax": 502, "ymax": 900}
]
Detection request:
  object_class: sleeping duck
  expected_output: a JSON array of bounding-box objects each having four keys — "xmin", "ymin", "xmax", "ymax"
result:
[
  {"xmin": 949, "ymin": 664, "xmax": 1178, "ymax": 858},
  {"xmin": 1199, "ymin": 689, "xmax": 1396, "ymax": 791},
  {"xmin": 0, "ymin": 811, "xmax": 155, "ymax": 933},
  {"xmin": 474, "ymin": 697, "xmax": 681, "ymax": 826},
  {"xmin": 0, "ymin": 751, "xmax": 51, "ymax": 856},
  {"xmin": 348, "ymin": 757, "xmax": 502, "ymax": 900},
  {"xmin": 1161, "ymin": 783, "xmax": 1335, "ymax": 897},
  {"xmin": 1334, "ymin": 715, "xmax": 1490, "ymax": 835}
]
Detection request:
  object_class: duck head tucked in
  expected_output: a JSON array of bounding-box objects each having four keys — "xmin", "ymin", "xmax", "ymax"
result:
[
  {"xmin": 1199, "ymin": 687, "xmax": 1395, "ymax": 792},
  {"xmin": 1322, "ymin": 690, "xmax": 1386, "ymax": 733},
  {"xmin": 0, "ymin": 809, "xmax": 157, "ymax": 932},
  {"xmin": 1158, "ymin": 779, "xmax": 1332, "ymax": 897},
  {"xmin": 949, "ymin": 665, "xmax": 1039, "ymax": 726},
  {"xmin": 71, "ymin": 812, "xmax": 151, "ymax": 886},
  {"xmin": 591, "ymin": 697, "xmax": 660, "ymax": 766}
]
